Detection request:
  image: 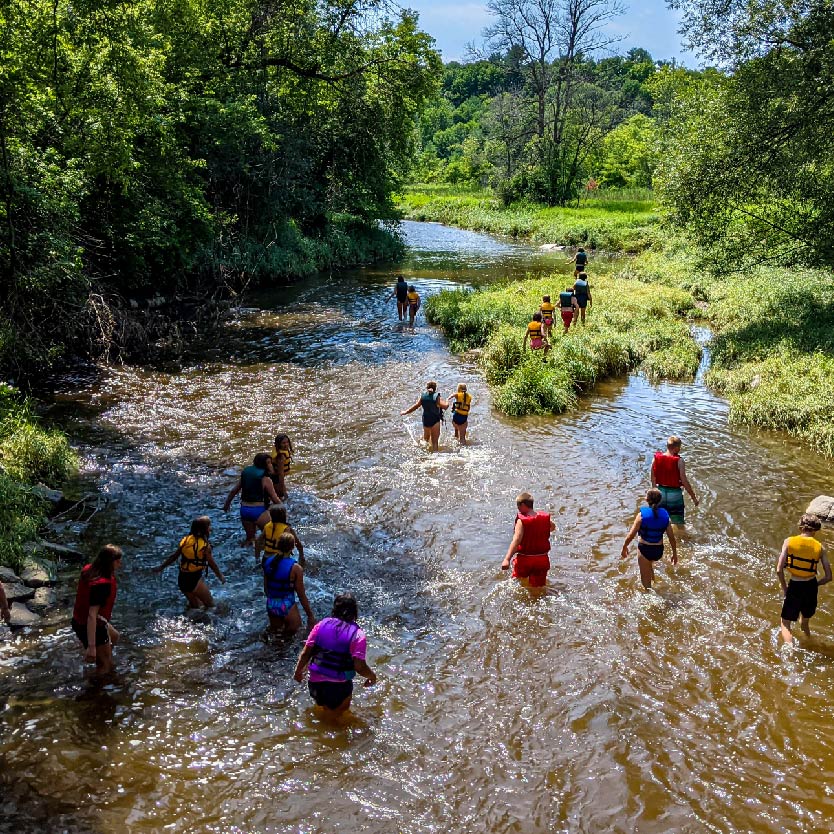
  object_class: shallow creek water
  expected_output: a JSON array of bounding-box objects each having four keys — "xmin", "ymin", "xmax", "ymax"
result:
[{"xmin": 1, "ymin": 221, "xmax": 834, "ymax": 833}]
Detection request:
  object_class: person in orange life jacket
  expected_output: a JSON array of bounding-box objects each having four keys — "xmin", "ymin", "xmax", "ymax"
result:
[
  {"xmin": 293, "ymin": 592, "xmax": 377, "ymax": 716},
  {"xmin": 449, "ymin": 382, "xmax": 472, "ymax": 446},
  {"xmin": 406, "ymin": 285, "xmax": 421, "ymax": 331},
  {"xmin": 154, "ymin": 516, "xmax": 226, "ymax": 608},
  {"xmin": 0, "ymin": 579, "xmax": 9, "ymax": 625},
  {"xmin": 270, "ymin": 434, "xmax": 294, "ymax": 501},
  {"xmin": 255, "ymin": 504, "xmax": 305, "ymax": 566},
  {"xmin": 777, "ymin": 513, "xmax": 831, "ymax": 644},
  {"xmin": 523, "ymin": 312, "xmax": 550, "ymax": 356},
  {"xmin": 559, "ymin": 286, "xmax": 578, "ymax": 334},
  {"xmin": 71, "ymin": 544, "xmax": 123, "ymax": 674},
  {"xmin": 651, "ymin": 435, "xmax": 699, "ymax": 529},
  {"xmin": 621, "ymin": 488, "xmax": 678, "ymax": 589},
  {"xmin": 401, "ymin": 380, "xmax": 449, "ymax": 452},
  {"xmin": 540, "ymin": 296, "xmax": 556, "ymax": 339},
  {"xmin": 501, "ymin": 492, "xmax": 556, "ymax": 588},
  {"xmin": 573, "ymin": 272, "xmax": 592, "ymax": 325},
  {"xmin": 262, "ymin": 532, "xmax": 315, "ymax": 636},
  {"xmin": 223, "ymin": 453, "xmax": 281, "ymax": 546},
  {"xmin": 386, "ymin": 275, "xmax": 409, "ymax": 321}
]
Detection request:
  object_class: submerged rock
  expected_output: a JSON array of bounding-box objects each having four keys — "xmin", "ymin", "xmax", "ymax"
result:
[
  {"xmin": 539, "ymin": 243, "xmax": 565, "ymax": 251},
  {"xmin": 807, "ymin": 495, "xmax": 834, "ymax": 525}
]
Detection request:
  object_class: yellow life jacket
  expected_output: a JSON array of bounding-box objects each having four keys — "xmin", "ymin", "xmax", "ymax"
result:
[
  {"xmin": 407, "ymin": 291, "xmax": 420, "ymax": 306},
  {"xmin": 540, "ymin": 302, "xmax": 555, "ymax": 320},
  {"xmin": 179, "ymin": 535, "xmax": 209, "ymax": 573},
  {"xmin": 527, "ymin": 321, "xmax": 542, "ymax": 338},
  {"xmin": 272, "ymin": 447, "xmax": 292, "ymax": 474},
  {"xmin": 263, "ymin": 521, "xmax": 289, "ymax": 554},
  {"xmin": 786, "ymin": 535, "xmax": 823, "ymax": 579},
  {"xmin": 452, "ymin": 391, "xmax": 472, "ymax": 416}
]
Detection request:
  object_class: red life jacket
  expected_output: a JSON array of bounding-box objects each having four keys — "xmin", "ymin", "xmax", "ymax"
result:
[
  {"xmin": 72, "ymin": 564, "xmax": 117, "ymax": 624},
  {"xmin": 516, "ymin": 511, "xmax": 551, "ymax": 557},
  {"xmin": 653, "ymin": 452, "xmax": 682, "ymax": 487}
]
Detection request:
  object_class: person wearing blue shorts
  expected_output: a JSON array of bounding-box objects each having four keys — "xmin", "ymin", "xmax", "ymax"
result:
[
  {"xmin": 224, "ymin": 453, "xmax": 281, "ymax": 546},
  {"xmin": 450, "ymin": 383, "xmax": 472, "ymax": 446},
  {"xmin": 262, "ymin": 532, "xmax": 315, "ymax": 635}
]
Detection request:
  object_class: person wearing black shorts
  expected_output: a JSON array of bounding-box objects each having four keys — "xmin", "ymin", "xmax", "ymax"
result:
[{"xmin": 387, "ymin": 275, "xmax": 409, "ymax": 321}]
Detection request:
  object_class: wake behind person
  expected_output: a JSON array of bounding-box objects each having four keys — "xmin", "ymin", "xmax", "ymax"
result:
[{"xmin": 401, "ymin": 381, "xmax": 449, "ymax": 452}]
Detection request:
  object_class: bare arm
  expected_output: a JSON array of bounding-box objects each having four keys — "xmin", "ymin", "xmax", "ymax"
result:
[
  {"xmin": 206, "ymin": 547, "xmax": 225, "ymax": 583},
  {"xmin": 86, "ymin": 605, "xmax": 100, "ymax": 661},
  {"xmin": 354, "ymin": 657, "xmax": 377, "ymax": 686},
  {"xmin": 0, "ymin": 582, "xmax": 10, "ymax": 624},
  {"xmin": 678, "ymin": 460, "xmax": 699, "ymax": 505},
  {"xmin": 401, "ymin": 400, "xmax": 421, "ymax": 416},
  {"xmin": 522, "ymin": 331, "xmax": 529, "ymax": 350},
  {"xmin": 650, "ymin": 460, "xmax": 657, "ymax": 489},
  {"xmin": 621, "ymin": 513, "xmax": 642, "ymax": 558},
  {"xmin": 154, "ymin": 548, "xmax": 180, "ymax": 573},
  {"xmin": 588, "ymin": 286, "xmax": 592, "ymax": 306},
  {"xmin": 293, "ymin": 644, "xmax": 315, "ymax": 682},
  {"xmin": 502, "ymin": 519, "xmax": 524, "ymax": 569},
  {"xmin": 223, "ymin": 478, "xmax": 242, "ymax": 512},
  {"xmin": 292, "ymin": 565, "xmax": 315, "ymax": 625},
  {"xmin": 776, "ymin": 539, "xmax": 789, "ymax": 594},
  {"xmin": 274, "ymin": 459, "xmax": 287, "ymax": 499},
  {"xmin": 288, "ymin": 526, "xmax": 305, "ymax": 566},
  {"xmin": 819, "ymin": 548, "xmax": 831, "ymax": 587},
  {"xmin": 666, "ymin": 524, "xmax": 678, "ymax": 564},
  {"xmin": 437, "ymin": 397, "xmax": 450, "ymax": 410},
  {"xmin": 262, "ymin": 475, "xmax": 281, "ymax": 505}
]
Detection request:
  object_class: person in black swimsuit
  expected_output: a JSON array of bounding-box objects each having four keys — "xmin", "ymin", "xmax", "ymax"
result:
[
  {"xmin": 401, "ymin": 381, "xmax": 449, "ymax": 452},
  {"xmin": 387, "ymin": 275, "xmax": 409, "ymax": 321}
]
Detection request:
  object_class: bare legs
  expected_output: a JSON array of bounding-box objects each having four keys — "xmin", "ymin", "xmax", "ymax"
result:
[
  {"xmin": 637, "ymin": 554, "xmax": 655, "ymax": 589},
  {"xmin": 422, "ymin": 422, "xmax": 441, "ymax": 452}
]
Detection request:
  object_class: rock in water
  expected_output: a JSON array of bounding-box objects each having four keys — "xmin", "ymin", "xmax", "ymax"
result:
[
  {"xmin": 20, "ymin": 561, "xmax": 54, "ymax": 588},
  {"xmin": 27, "ymin": 587, "xmax": 57, "ymax": 614},
  {"xmin": 39, "ymin": 541, "xmax": 86, "ymax": 562},
  {"xmin": 539, "ymin": 243, "xmax": 565, "ymax": 252},
  {"xmin": 9, "ymin": 602, "xmax": 41, "ymax": 627},
  {"xmin": 807, "ymin": 496, "xmax": 834, "ymax": 524},
  {"xmin": 4, "ymin": 582, "xmax": 35, "ymax": 603}
]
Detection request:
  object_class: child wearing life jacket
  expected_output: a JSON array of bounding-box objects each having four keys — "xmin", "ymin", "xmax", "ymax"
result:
[
  {"xmin": 573, "ymin": 271, "xmax": 592, "ymax": 325},
  {"xmin": 651, "ymin": 436, "xmax": 699, "ymax": 529},
  {"xmin": 621, "ymin": 488, "xmax": 678, "ymax": 589},
  {"xmin": 407, "ymin": 285, "xmax": 421, "ymax": 330},
  {"xmin": 523, "ymin": 312, "xmax": 550, "ymax": 355},
  {"xmin": 501, "ymin": 492, "xmax": 556, "ymax": 589},
  {"xmin": 559, "ymin": 286, "xmax": 578, "ymax": 333},
  {"xmin": 386, "ymin": 275, "xmax": 409, "ymax": 321},
  {"xmin": 262, "ymin": 532, "xmax": 315, "ymax": 636},
  {"xmin": 223, "ymin": 453, "xmax": 281, "ymax": 545},
  {"xmin": 777, "ymin": 513, "xmax": 831, "ymax": 644},
  {"xmin": 401, "ymin": 381, "xmax": 449, "ymax": 452},
  {"xmin": 450, "ymin": 383, "xmax": 472, "ymax": 446},
  {"xmin": 540, "ymin": 296, "xmax": 556, "ymax": 338},
  {"xmin": 271, "ymin": 434, "xmax": 294, "ymax": 501},
  {"xmin": 567, "ymin": 246, "xmax": 588, "ymax": 276},
  {"xmin": 255, "ymin": 504, "xmax": 305, "ymax": 566},
  {"xmin": 155, "ymin": 516, "xmax": 226, "ymax": 609}
]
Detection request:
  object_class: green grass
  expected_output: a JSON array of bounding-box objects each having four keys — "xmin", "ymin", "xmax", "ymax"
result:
[
  {"xmin": 426, "ymin": 275, "xmax": 700, "ymax": 417},
  {"xmin": 398, "ymin": 185, "xmax": 662, "ymax": 253}
]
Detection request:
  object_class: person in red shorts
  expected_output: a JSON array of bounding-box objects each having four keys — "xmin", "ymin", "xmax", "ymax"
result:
[{"xmin": 501, "ymin": 492, "xmax": 555, "ymax": 588}]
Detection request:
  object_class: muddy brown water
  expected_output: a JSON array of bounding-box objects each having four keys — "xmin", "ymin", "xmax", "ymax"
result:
[{"xmin": 1, "ymin": 221, "xmax": 833, "ymax": 833}]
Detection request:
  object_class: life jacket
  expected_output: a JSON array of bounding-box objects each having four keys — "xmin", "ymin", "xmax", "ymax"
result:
[
  {"xmin": 407, "ymin": 291, "xmax": 420, "ymax": 307},
  {"xmin": 639, "ymin": 507, "xmax": 670, "ymax": 544},
  {"xmin": 559, "ymin": 291, "xmax": 575, "ymax": 309},
  {"xmin": 72, "ymin": 564, "xmax": 117, "ymax": 624},
  {"xmin": 179, "ymin": 535, "xmax": 209, "ymax": 573},
  {"xmin": 272, "ymin": 447, "xmax": 292, "ymax": 475},
  {"xmin": 576, "ymin": 251, "xmax": 587, "ymax": 266},
  {"xmin": 309, "ymin": 618, "xmax": 360, "ymax": 680},
  {"xmin": 396, "ymin": 280, "xmax": 408, "ymax": 301},
  {"xmin": 527, "ymin": 321, "xmax": 544, "ymax": 348},
  {"xmin": 786, "ymin": 535, "xmax": 823, "ymax": 579},
  {"xmin": 263, "ymin": 521, "xmax": 289, "ymax": 554},
  {"xmin": 574, "ymin": 279, "xmax": 589, "ymax": 302},
  {"xmin": 241, "ymin": 465, "xmax": 266, "ymax": 502},
  {"xmin": 515, "ymin": 511, "xmax": 551, "ymax": 557},
  {"xmin": 540, "ymin": 302, "xmax": 555, "ymax": 323},
  {"xmin": 653, "ymin": 452, "xmax": 682, "ymax": 488},
  {"xmin": 263, "ymin": 554, "xmax": 296, "ymax": 598},
  {"xmin": 451, "ymin": 392, "xmax": 472, "ymax": 416},
  {"xmin": 421, "ymin": 391, "xmax": 441, "ymax": 421}
]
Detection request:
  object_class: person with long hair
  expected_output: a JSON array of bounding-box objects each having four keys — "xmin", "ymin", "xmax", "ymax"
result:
[
  {"xmin": 401, "ymin": 381, "xmax": 449, "ymax": 452},
  {"xmin": 154, "ymin": 516, "xmax": 226, "ymax": 608},
  {"xmin": 621, "ymin": 488, "xmax": 678, "ymax": 589},
  {"xmin": 270, "ymin": 434, "xmax": 294, "ymax": 501},
  {"xmin": 449, "ymin": 383, "xmax": 472, "ymax": 446},
  {"xmin": 223, "ymin": 453, "xmax": 281, "ymax": 545},
  {"xmin": 71, "ymin": 545, "xmax": 123, "ymax": 674},
  {"xmin": 293, "ymin": 593, "xmax": 376, "ymax": 715},
  {"xmin": 262, "ymin": 532, "xmax": 315, "ymax": 636},
  {"xmin": 255, "ymin": 504, "xmax": 305, "ymax": 566}
]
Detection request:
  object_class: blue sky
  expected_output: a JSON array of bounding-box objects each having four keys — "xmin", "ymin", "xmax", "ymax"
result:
[{"xmin": 403, "ymin": 0, "xmax": 697, "ymax": 66}]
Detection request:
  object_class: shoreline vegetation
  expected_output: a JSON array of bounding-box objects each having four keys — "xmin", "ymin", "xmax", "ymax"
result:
[{"xmin": 406, "ymin": 185, "xmax": 834, "ymax": 456}]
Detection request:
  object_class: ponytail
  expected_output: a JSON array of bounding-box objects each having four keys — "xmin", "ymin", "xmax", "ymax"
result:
[{"xmin": 646, "ymin": 488, "xmax": 662, "ymax": 517}]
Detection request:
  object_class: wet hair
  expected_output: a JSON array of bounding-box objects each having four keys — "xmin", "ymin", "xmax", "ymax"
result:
[
  {"xmin": 253, "ymin": 452, "xmax": 272, "ymax": 470},
  {"xmin": 646, "ymin": 488, "xmax": 663, "ymax": 517},
  {"xmin": 542, "ymin": 295, "xmax": 551, "ymax": 302},
  {"xmin": 277, "ymin": 532, "xmax": 296, "ymax": 554},
  {"xmin": 457, "ymin": 383, "xmax": 467, "ymax": 393},
  {"xmin": 408, "ymin": 285, "xmax": 416, "ymax": 292},
  {"xmin": 274, "ymin": 434, "xmax": 294, "ymax": 456},
  {"xmin": 516, "ymin": 491, "xmax": 534, "ymax": 508},
  {"xmin": 397, "ymin": 274, "xmax": 406, "ymax": 281},
  {"xmin": 190, "ymin": 516, "xmax": 211, "ymax": 539},
  {"xmin": 332, "ymin": 592, "xmax": 359, "ymax": 623},
  {"xmin": 88, "ymin": 544, "xmax": 123, "ymax": 579},
  {"xmin": 426, "ymin": 381, "xmax": 437, "ymax": 392},
  {"xmin": 667, "ymin": 435, "xmax": 682, "ymax": 451},
  {"xmin": 532, "ymin": 312, "xmax": 542, "ymax": 322},
  {"xmin": 799, "ymin": 514, "xmax": 822, "ymax": 532},
  {"xmin": 269, "ymin": 505, "xmax": 288, "ymax": 524}
]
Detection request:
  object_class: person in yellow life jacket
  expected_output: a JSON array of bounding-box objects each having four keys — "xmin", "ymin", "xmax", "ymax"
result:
[
  {"xmin": 450, "ymin": 383, "xmax": 472, "ymax": 446},
  {"xmin": 501, "ymin": 492, "xmax": 556, "ymax": 590},
  {"xmin": 271, "ymin": 434, "xmax": 294, "ymax": 500},
  {"xmin": 406, "ymin": 285, "xmax": 421, "ymax": 331},
  {"xmin": 777, "ymin": 513, "xmax": 831, "ymax": 644},
  {"xmin": 255, "ymin": 504, "xmax": 305, "ymax": 567},
  {"xmin": 540, "ymin": 296, "xmax": 556, "ymax": 338},
  {"xmin": 523, "ymin": 312, "xmax": 550, "ymax": 356},
  {"xmin": 154, "ymin": 516, "xmax": 226, "ymax": 609}
]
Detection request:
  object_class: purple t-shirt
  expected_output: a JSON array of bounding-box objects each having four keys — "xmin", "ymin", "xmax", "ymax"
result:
[{"xmin": 305, "ymin": 618, "xmax": 367, "ymax": 683}]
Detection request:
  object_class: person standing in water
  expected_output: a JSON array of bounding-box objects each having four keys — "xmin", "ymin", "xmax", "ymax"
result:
[
  {"xmin": 293, "ymin": 592, "xmax": 377, "ymax": 716},
  {"xmin": 271, "ymin": 434, "xmax": 294, "ymax": 501},
  {"xmin": 621, "ymin": 488, "xmax": 678, "ymax": 589},
  {"xmin": 651, "ymin": 436, "xmax": 699, "ymax": 529},
  {"xmin": 559, "ymin": 286, "xmax": 578, "ymax": 334},
  {"xmin": 406, "ymin": 285, "xmax": 421, "ymax": 330},
  {"xmin": 450, "ymin": 383, "xmax": 472, "ymax": 446},
  {"xmin": 387, "ymin": 275, "xmax": 409, "ymax": 321},
  {"xmin": 567, "ymin": 246, "xmax": 588, "ymax": 276},
  {"xmin": 262, "ymin": 532, "xmax": 315, "ymax": 636},
  {"xmin": 501, "ymin": 492, "xmax": 555, "ymax": 589},
  {"xmin": 154, "ymin": 516, "xmax": 226, "ymax": 608},
  {"xmin": 573, "ymin": 271, "xmax": 592, "ymax": 325},
  {"xmin": 401, "ymin": 381, "xmax": 449, "ymax": 452},
  {"xmin": 255, "ymin": 504, "xmax": 305, "ymax": 566},
  {"xmin": 223, "ymin": 453, "xmax": 281, "ymax": 545},
  {"xmin": 523, "ymin": 312, "xmax": 550, "ymax": 355},
  {"xmin": 71, "ymin": 545, "xmax": 123, "ymax": 675},
  {"xmin": 540, "ymin": 296, "xmax": 556, "ymax": 339},
  {"xmin": 0, "ymin": 579, "xmax": 10, "ymax": 625},
  {"xmin": 777, "ymin": 513, "xmax": 831, "ymax": 644}
]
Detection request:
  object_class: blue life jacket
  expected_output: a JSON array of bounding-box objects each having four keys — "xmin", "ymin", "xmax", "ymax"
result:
[
  {"xmin": 263, "ymin": 554, "xmax": 295, "ymax": 598},
  {"xmin": 639, "ymin": 506, "xmax": 670, "ymax": 544},
  {"xmin": 574, "ymin": 279, "xmax": 589, "ymax": 302}
]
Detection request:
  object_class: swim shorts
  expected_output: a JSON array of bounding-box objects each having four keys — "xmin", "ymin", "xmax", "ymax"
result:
[
  {"xmin": 575, "ymin": 299, "xmax": 588, "ymax": 309},
  {"xmin": 781, "ymin": 578, "xmax": 818, "ymax": 622},
  {"xmin": 71, "ymin": 618, "xmax": 110, "ymax": 648},
  {"xmin": 178, "ymin": 570, "xmax": 203, "ymax": 594},
  {"xmin": 240, "ymin": 504, "xmax": 262, "ymax": 523},
  {"xmin": 637, "ymin": 543, "xmax": 664, "ymax": 562},
  {"xmin": 452, "ymin": 413, "xmax": 468, "ymax": 426},
  {"xmin": 422, "ymin": 416, "xmax": 441, "ymax": 428},
  {"xmin": 530, "ymin": 337, "xmax": 544, "ymax": 349},
  {"xmin": 512, "ymin": 553, "xmax": 550, "ymax": 587},
  {"xmin": 657, "ymin": 486, "xmax": 685, "ymax": 525},
  {"xmin": 561, "ymin": 310, "xmax": 574, "ymax": 326},
  {"xmin": 308, "ymin": 680, "xmax": 353, "ymax": 710},
  {"xmin": 267, "ymin": 596, "xmax": 296, "ymax": 618},
  {"xmin": 542, "ymin": 316, "xmax": 553, "ymax": 326}
]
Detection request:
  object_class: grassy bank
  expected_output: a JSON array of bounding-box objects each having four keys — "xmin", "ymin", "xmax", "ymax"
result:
[
  {"xmin": 426, "ymin": 275, "xmax": 700, "ymax": 416},
  {"xmin": 398, "ymin": 185, "xmax": 661, "ymax": 252},
  {"xmin": 0, "ymin": 386, "xmax": 77, "ymax": 570}
]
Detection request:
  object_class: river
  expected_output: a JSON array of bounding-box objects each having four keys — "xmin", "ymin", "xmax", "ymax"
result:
[{"xmin": 1, "ymin": 221, "xmax": 833, "ymax": 833}]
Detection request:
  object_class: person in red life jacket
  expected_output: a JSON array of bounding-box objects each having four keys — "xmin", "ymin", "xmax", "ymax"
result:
[
  {"xmin": 621, "ymin": 488, "xmax": 678, "ymax": 589},
  {"xmin": 650, "ymin": 435, "xmax": 699, "ymax": 529},
  {"xmin": 777, "ymin": 513, "xmax": 831, "ymax": 644},
  {"xmin": 501, "ymin": 492, "xmax": 556, "ymax": 589},
  {"xmin": 0, "ymin": 579, "xmax": 10, "ymax": 625},
  {"xmin": 154, "ymin": 516, "xmax": 226, "ymax": 608},
  {"xmin": 293, "ymin": 592, "xmax": 377, "ymax": 716},
  {"xmin": 71, "ymin": 544, "xmax": 123, "ymax": 674}
]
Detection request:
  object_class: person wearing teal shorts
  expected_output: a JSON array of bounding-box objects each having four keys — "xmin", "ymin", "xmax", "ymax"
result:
[{"xmin": 651, "ymin": 435, "xmax": 699, "ymax": 527}]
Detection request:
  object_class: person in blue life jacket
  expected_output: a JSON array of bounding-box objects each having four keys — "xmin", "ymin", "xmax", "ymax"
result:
[
  {"xmin": 386, "ymin": 275, "xmax": 409, "ymax": 321},
  {"xmin": 559, "ymin": 286, "xmax": 578, "ymax": 334},
  {"xmin": 261, "ymin": 532, "xmax": 315, "ymax": 636},
  {"xmin": 567, "ymin": 247, "xmax": 588, "ymax": 276},
  {"xmin": 401, "ymin": 381, "xmax": 449, "ymax": 452},
  {"xmin": 621, "ymin": 488, "xmax": 678, "ymax": 589},
  {"xmin": 572, "ymin": 272, "xmax": 592, "ymax": 325},
  {"xmin": 223, "ymin": 453, "xmax": 281, "ymax": 546}
]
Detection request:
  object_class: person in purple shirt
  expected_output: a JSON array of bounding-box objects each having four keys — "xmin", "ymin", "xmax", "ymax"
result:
[{"xmin": 293, "ymin": 592, "xmax": 377, "ymax": 715}]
